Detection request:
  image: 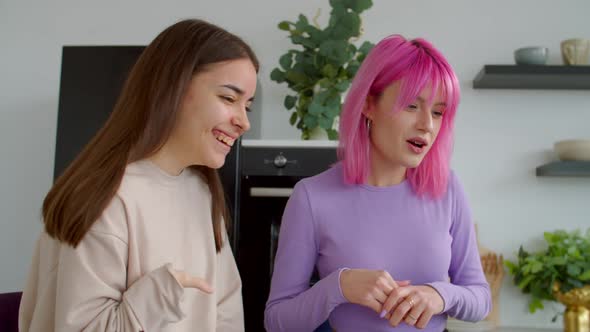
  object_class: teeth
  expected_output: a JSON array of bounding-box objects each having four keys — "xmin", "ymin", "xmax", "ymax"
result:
[
  {"xmin": 412, "ymin": 140, "xmax": 424, "ymax": 146},
  {"xmin": 215, "ymin": 134, "xmax": 234, "ymax": 147}
]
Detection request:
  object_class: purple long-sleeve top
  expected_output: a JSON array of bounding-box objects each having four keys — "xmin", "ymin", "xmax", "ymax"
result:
[{"xmin": 264, "ymin": 163, "xmax": 491, "ymax": 331}]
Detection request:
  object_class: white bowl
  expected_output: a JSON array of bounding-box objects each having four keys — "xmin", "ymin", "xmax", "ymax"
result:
[{"xmin": 554, "ymin": 139, "xmax": 590, "ymax": 161}]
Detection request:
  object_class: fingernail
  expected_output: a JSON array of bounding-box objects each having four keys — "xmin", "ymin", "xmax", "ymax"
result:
[{"xmin": 380, "ymin": 310, "xmax": 387, "ymax": 318}]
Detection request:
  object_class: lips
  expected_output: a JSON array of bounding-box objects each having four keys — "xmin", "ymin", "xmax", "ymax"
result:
[
  {"xmin": 213, "ymin": 129, "xmax": 236, "ymax": 148},
  {"xmin": 406, "ymin": 137, "xmax": 428, "ymax": 149},
  {"xmin": 406, "ymin": 137, "xmax": 428, "ymax": 154}
]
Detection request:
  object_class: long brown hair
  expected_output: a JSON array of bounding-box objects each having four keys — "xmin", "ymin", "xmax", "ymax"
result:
[{"xmin": 43, "ymin": 19, "xmax": 259, "ymax": 251}]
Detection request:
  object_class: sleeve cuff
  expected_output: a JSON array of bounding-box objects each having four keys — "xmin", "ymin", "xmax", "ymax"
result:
[
  {"xmin": 124, "ymin": 263, "xmax": 187, "ymax": 329},
  {"xmin": 333, "ymin": 268, "xmax": 350, "ymax": 306},
  {"xmin": 425, "ymin": 281, "xmax": 450, "ymax": 314}
]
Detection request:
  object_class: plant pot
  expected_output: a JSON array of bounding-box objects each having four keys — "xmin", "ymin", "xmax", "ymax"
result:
[
  {"xmin": 307, "ymin": 116, "xmax": 340, "ymax": 141},
  {"xmin": 308, "ymin": 126, "xmax": 329, "ymax": 140},
  {"xmin": 553, "ymin": 284, "xmax": 590, "ymax": 332}
]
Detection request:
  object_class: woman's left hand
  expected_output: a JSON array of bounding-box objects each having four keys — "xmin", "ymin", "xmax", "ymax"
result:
[{"xmin": 380, "ymin": 285, "xmax": 444, "ymax": 328}]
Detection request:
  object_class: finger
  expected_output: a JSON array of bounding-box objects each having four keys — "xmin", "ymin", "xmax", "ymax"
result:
[
  {"xmin": 397, "ymin": 280, "xmax": 411, "ymax": 287},
  {"xmin": 404, "ymin": 298, "xmax": 427, "ymax": 327},
  {"xmin": 493, "ymin": 255, "xmax": 498, "ymax": 274},
  {"xmin": 186, "ymin": 276, "xmax": 213, "ymax": 293},
  {"xmin": 381, "ymin": 297, "xmax": 404, "ymax": 320},
  {"xmin": 416, "ymin": 308, "xmax": 434, "ymax": 329},
  {"xmin": 366, "ymin": 297, "xmax": 383, "ymax": 314},
  {"xmin": 372, "ymin": 287, "xmax": 389, "ymax": 304},
  {"xmin": 381, "ymin": 271, "xmax": 400, "ymax": 290},
  {"xmin": 381, "ymin": 287, "xmax": 410, "ymax": 318},
  {"xmin": 376, "ymin": 276, "xmax": 394, "ymax": 295},
  {"xmin": 389, "ymin": 297, "xmax": 413, "ymax": 327}
]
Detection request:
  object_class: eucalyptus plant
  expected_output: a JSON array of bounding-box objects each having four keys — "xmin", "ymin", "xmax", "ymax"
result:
[
  {"xmin": 505, "ymin": 229, "xmax": 590, "ymax": 317},
  {"xmin": 270, "ymin": 0, "xmax": 374, "ymax": 140}
]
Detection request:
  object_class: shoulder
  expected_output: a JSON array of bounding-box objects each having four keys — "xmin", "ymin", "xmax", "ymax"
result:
[
  {"xmin": 297, "ymin": 162, "xmax": 347, "ymax": 194},
  {"xmin": 88, "ymin": 193, "xmax": 129, "ymax": 245},
  {"xmin": 445, "ymin": 169, "xmax": 468, "ymax": 202}
]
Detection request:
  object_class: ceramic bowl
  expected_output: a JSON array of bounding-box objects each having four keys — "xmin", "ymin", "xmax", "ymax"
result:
[
  {"xmin": 514, "ymin": 47, "xmax": 548, "ymax": 65},
  {"xmin": 554, "ymin": 139, "xmax": 590, "ymax": 161}
]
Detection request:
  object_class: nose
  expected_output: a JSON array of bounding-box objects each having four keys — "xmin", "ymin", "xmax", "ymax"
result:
[
  {"xmin": 232, "ymin": 107, "xmax": 251, "ymax": 134},
  {"xmin": 416, "ymin": 108, "xmax": 434, "ymax": 133}
]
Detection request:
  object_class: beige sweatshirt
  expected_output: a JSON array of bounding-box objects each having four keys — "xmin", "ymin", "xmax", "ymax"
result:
[{"xmin": 19, "ymin": 160, "xmax": 244, "ymax": 332}]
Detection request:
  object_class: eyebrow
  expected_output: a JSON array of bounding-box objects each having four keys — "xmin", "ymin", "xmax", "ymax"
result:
[
  {"xmin": 220, "ymin": 84, "xmax": 255, "ymax": 102},
  {"xmin": 416, "ymin": 96, "xmax": 446, "ymax": 106}
]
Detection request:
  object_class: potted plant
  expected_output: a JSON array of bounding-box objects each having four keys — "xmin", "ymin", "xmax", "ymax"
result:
[
  {"xmin": 505, "ymin": 229, "xmax": 590, "ymax": 330},
  {"xmin": 270, "ymin": 0, "xmax": 374, "ymax": 140}
]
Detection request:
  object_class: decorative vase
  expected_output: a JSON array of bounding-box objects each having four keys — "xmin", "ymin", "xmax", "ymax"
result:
[
  {"xmin": 308, "ymin": 126, "xmax": 329, "ymax": 140},
  {"xmin": 307, "ymin": 116, "xmax": 340, "ymax": 141},
  {"xmin": 553, "ymin": 284, "xmax": 590, "ymax": 332}
]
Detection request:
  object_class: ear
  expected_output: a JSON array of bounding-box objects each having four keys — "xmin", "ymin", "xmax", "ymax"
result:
[{"xmin": 362, "ymin": 94, "xmax": 376, "ymax": 121}]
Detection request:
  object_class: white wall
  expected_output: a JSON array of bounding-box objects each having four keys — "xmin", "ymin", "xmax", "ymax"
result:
[{"xmin": 1, "ymin": 0, "xmax": 589, "ymax": 328}]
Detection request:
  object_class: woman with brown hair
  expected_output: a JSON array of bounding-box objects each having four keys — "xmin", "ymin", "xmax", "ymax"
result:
[{"xmin": 19, "ymin": 18, "xmax": 258, "ymax": 332}]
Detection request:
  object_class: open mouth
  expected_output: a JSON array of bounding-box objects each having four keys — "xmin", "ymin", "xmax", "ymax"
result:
[
  {"xmin": 214, "ymin": 130, "xmax": 235, "ymax": 148},
  {"xmin": 406, "ymin": 138, "xmax": 427, "ymax": 149}
]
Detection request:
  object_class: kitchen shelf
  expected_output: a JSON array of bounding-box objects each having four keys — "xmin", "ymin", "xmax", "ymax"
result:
[
  {"xmin": 473, "ymin": 65, "xmax": 590, "ymax": 89},
  {"xmin": 536, "ymin": 161, "xmax": 590, "ymax": 177}
]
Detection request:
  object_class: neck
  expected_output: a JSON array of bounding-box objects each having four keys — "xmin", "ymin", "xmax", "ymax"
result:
[
  {"xmin": 366, "ymin": 146, "xmax": 407, "ymax": 187},
  {"xmin": 148, "ymin": 143, "xmax": 188, "ymax": 176}
]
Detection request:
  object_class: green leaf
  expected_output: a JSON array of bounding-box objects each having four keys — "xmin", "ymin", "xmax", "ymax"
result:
[
  {"xmin": 318, "ymin": 78, "xmax": 332, "ymax": 89},
  {"xmin": 284, "ymin": 95, "xmax": 297, "ymax": 110},
  {"xmin": 303, "ymin": 113, "xmax": 318, "ymax": 128},
  {"xmin": 504, "ymin": 260, "xmax": 517, "ymax": 272},
  {"xmin": 529, "ymin": 298, "xmax": 544, "ymax": 313},
  {"xmin": 285, "ymin": 70, "xmax": 308, "ymax": 85},
  {"xmin": 291, "ymin": 35, "xmax": 317, "ymax": 49},
  {"xmin": 278, "ymin": 21, "xmax": 291, "ymax": 31},
  {"xmin": 295, "ymin": 14, "xmax": 310, "ymax": 31},
  {"xmin": 308, "ymin": 102, "xmax": 324, "ymax": 116},
  {"xmin": 345, "ymin": 61, "xmax": 360, "ymax": 77},
  {"xmin": 358, "ymin": 41, "xmax": 374, "ymax": 55},
  {"xmin": 335, "ymin": 80, "xmax": 350, "ymax": 92},
  {"xmin": 550, "ymin": 257, "xmax": 567, "ymax": 265},
  {"xmin": 322, "ymin": 64, "xmax": 338, "ymax": 78},
  {"xmin": 567, "ymin": 264, "xmax": 582, "ymax": 276},
  {"xmin": 289, "ymin": 112, "xmax": 298, "ymax": 126},
  {"xmin": 279, "ymin": 53, "xmax": 293, "ymax": 70},
  {"xmin": 579, "ymin": 269, "xmax": 590, "ymax": 281},
  {"xmin": 319, "ymin": 40, "xmax": 350, "ymax": 66},
  {"xmin": 270, "ymin": 68, "xmax": 286, "ymax": 83},
  {"xmin": 530, "ymin": 261, "xmax": 543, "ymax": 273},
  {"xmin": 566, "ymin": 278, "xmax": 584, "ymax": 289},
  {"xmin": 518, "ymin": 246, "xmax": 529, "ymax": 260},
  {"xmin": 347, "ymin": 0, "xmax": 373, "ymax": 13},
  {"xmin": 319, "ymin": 115, "xmax": 333, "ymax": 129},
  {"xmin": 327, "ymin": 128, "xmax": 339, "ymax": 140},
  {"xmin": 518, "ymin": 275, "xmax": 535, "ymax": 289}
]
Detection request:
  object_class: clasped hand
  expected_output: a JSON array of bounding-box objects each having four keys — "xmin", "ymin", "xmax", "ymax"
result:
[{"xmin": 340, "ymin": 269, "xmax": 443, "ymax": 329}]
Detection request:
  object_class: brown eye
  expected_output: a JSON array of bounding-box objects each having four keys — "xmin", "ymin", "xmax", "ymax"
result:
[{"xmin": 220, "ymin": 96, "xmax": 235, "ymax": 103}]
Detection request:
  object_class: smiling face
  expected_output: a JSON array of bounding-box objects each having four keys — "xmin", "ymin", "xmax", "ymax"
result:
[
  {"xmin": 165, "ymin": 58, "xmax": 257, "ymax": 169},
  {"xmin": 364, "ymin": 81, "xmax": 446, "ymax": 176}
]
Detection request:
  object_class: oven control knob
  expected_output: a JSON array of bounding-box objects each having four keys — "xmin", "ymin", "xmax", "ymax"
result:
[{"xmin": 273, "ymin": 154, "xmax": 287, "ymax": 168}]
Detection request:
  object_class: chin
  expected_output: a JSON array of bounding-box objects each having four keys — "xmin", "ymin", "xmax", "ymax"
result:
[
  {"xmin": 403, "ymin": 156, "xmax": 426, "ymax": 169},
  {"xmin": 207, "ymin": 158, "xmax": 226, "ymax": 169}
]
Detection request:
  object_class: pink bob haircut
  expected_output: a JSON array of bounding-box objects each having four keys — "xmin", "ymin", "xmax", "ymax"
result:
[{"xmin": 338, "ymin": 34, "xmax": 460, "ymax": 198}]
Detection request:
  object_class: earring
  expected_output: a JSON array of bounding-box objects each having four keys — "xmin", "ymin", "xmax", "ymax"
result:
[{"xmin": 366, "ymin": 117, "xmax": 371, "ymax": 132}]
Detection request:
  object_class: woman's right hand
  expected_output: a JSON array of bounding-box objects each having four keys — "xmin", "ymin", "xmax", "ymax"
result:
[
  {"xmin": 170, "ymin": 269, "xmax": 214, "ymax": 294},
  {"xmin": 340, "ymin": 269, "xmax": 410, "ymax": 314}
]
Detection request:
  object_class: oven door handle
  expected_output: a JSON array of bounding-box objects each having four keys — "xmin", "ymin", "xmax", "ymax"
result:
[{"xmin": 249, "ymin": 187, "xmax": 294, "ymax": 197}]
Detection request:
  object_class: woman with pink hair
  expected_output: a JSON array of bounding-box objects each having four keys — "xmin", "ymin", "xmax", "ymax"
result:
[{"xmin": 264, "ymin": 35, "xmax": 491, "ymax": 331}]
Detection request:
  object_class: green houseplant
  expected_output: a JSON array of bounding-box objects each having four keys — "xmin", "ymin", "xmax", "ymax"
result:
[
  {"xmin": 270, "ymin": 0, "xmax": 374, "ymax": 140},
  {"xmin": 505, "ymin": 229, "xmax": 590, "ymax": 318}
]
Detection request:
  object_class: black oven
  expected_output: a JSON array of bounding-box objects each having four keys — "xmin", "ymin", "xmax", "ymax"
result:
[{"xmin": 231, "ymin": 141, "xmax": 338, "ymax": 332}]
